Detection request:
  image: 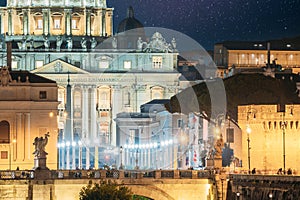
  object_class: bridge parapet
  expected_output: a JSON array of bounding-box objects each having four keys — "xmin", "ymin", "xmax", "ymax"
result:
[{"xmin": 0, "ymin": 169, "xmax": 214, "ymax": 180}]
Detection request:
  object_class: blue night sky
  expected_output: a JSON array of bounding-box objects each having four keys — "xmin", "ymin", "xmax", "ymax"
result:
[
  {"xmin": 1, "ymin": 0, "xmax": 299, "ymax": 50},
  {"xmin": 108, "ymin": 0, "xmax": 300, "ymax": 50}
]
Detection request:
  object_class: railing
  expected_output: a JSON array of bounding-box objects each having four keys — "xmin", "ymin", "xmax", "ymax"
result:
[
  {"xmin": 0, "ymin": 170, "xmax": 34, "ymax": 180},
  {"xmin": 0, "ymin": 169, "xmax": 214, "ymax": 180}
]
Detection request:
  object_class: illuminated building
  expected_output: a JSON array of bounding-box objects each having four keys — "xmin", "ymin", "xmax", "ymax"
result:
[
  {"xmin": 0, "ymin": 1, "xmax": 181, "ymax": 169},
  {"xmin": 214, "ymin": 37, "xmax": 300, "ymax": 78},
  {"xmin": 0, "ymin": 69, "xmax": 58, "ymax": 170}
]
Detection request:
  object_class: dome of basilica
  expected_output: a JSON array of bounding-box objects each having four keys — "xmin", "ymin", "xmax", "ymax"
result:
[
  {"xmin": 117, "ymin": 6, "xmax": 144, "ymax": 33},
  {"xmin": 7, "ymin": 0, "xmax": 107, "ymax": 8}
]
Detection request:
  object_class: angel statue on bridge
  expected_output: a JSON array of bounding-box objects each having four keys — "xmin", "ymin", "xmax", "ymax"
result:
[{"xmin": 33, "ymin": 132, "xmax": 50, "ymax": 158}]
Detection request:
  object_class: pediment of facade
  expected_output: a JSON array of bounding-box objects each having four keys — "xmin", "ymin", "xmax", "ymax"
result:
[{"xmin": 31, "ymin": 59, "xmax": 89, "ymax": 74}]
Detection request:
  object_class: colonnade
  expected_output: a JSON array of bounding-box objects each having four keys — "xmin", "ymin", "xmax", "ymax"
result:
[{"xmin": 0, "ymin": 7, "xmax": 112, "ymax": 37}]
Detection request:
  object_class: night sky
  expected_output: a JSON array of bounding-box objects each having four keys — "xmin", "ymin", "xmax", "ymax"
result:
[
  {"xmin": 109, "ymin": 0, "xmax": 300, "ymax": 50},
  {"xmin": 0, "ymin": 0, "xmax": 299, "ymax": 50}
]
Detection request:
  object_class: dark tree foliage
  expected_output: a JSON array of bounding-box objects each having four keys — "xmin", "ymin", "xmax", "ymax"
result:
[{"xmin": 79, "ymin": 180, "xmax": 133, "ymax": 200}]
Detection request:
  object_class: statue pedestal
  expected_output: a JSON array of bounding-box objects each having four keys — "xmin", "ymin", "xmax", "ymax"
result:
[
  {"xmin": 206, "ymin": 158, "xmax": 214, "ymax": 169},
  {"xmin": 214, "ymin": 157, "xmax": 222, "ymax": 170},
  {"xmin": 33, "ymin": 152, "xmax": 49, "ymax": 170}
]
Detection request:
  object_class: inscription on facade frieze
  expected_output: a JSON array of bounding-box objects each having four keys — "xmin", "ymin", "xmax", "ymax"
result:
[{"xmin": 55, "ymin": 77, "xmax": 122, "ymax": 83}]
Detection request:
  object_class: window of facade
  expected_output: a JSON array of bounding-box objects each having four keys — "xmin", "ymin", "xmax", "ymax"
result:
[
  {"xmin": 72, "ymin": 19, "xmax": 77, "ymax": 29},
  {"xmin": 39, "ymin": 91, "xmax": 47, "ymax": 99},
  {"xmin": 152, "ymin": 56, "xmax": 163, "ymax": 69},
  {"xmin": 151, "ymin": 86, "xmax": 164, "ymax": 100},
  {"xmin": 0, "ymin": 121, "xmax": 10, "ymax": 144},
  {"xmin": 99, "ymin": 122, "xmax": 109, "ymax": 144},
  {"xmin": 99, "ymin": 92, "xmax": 109, "ymax": 108},
  {"xmin": 37, "ymin": 19, "xmax": 43, "ymax": 29},
  {"xmin": 1, "ymin": 151, "xmax": 8, "ymax": 159},
  {"xmin": 123, "ymin": 61, "xmax": 131, "ymax": 69},
  {"xmin": 124, "ymin": 91, "xmax": 130, "ymax": 107},
  {"xmin": 178, "ymin": 119, "xmax": 183, "ymax": 128},
  {"xmin": 54, "ymin": 19, "xmax": 61, "ymax": 29},
  {"xmin": 11, "ymin": 61, "xmax": 18, "ymax": 70},
  {"xmin": 35, "ymin": 60, "xmax": 44, "ymax": 68},
  {"xmin": 74, "ymin": 90, "xmax": 81, "ymax": 110},
  {"xmin": 99, "ymin": 61, "xmax": 109, "ymax": 69}
]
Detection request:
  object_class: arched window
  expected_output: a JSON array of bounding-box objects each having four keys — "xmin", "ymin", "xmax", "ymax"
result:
[
  {"xmin": 0, "ymin": 121, "xmax": 10, "ymax": 143},
  {"xmin": 151, "ymin": 86, "xmax": 164, "ymax": 100}
]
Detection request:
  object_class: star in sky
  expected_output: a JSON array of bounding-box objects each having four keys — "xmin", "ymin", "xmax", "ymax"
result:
[{"xmin": 109, "ymin": 0, "xmax": 300, "ymax": 50}]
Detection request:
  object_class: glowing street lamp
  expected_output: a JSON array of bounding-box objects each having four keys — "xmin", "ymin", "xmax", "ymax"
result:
[{"xmin": 119, "ymin": 146, "xmax": 124, "ymax": 169}]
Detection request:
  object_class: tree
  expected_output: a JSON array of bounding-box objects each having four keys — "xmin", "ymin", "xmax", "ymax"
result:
[{"xmin": 79, "ymin": 179, "xmax": 133, "ymax": 200}]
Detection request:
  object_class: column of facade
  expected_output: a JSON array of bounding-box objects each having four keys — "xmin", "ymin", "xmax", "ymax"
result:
[
  {"xmin": 42, "ymin": 9, "xmax": 50, "ymax": 35},
  {"xmin": 22, "ymin": 9, "xmax": 29, "ymax": 35},
  {"xmin": 108, "ymin": 11, "xmax": 113, "ymax": 36},
  {"xmin": 72, "ymin": 145, "xmax": 75, "ymax": 169},
  {"xmin": 30, "ymin": 54, "xmax": 35, "ymax": 70},
  {"xmin": 82, "ymin": 86, "xmax": 90, "ymax": 168},
  {"xmin": 64, "ymin": 9, "xmax": 72, "ymax": 36},
  {"xmin": 101, "ymin": 9, "xmax": 106, "ymax": 36},
  {"xmin": 85, "ymin": 9, "xmax": 91, "ymax": 36},
  {"xmin": 0, "ymin": 11, "xmax": 3, "ymax": 35},
  {"xmin": 66, "ymin": 145, "xmax": 70, "ymax": 169},
  {"xmin": 8, "ymin": 9, "xmax": 13, "ymax": 35},
  {"xmin": 111, "ymin": 85, "xmax": 122, "ymax": 146},
  {"xmin": 91, "ymin": 86, "xmax": 98, "ymax": 168}
]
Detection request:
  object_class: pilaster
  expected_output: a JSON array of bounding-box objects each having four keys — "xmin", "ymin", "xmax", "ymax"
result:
[
  {"xmin": 64, "ymin": 9, "xmax": 72, "ymax": 36},
  {"xmin": 101, "ymin": 9, "xmax": 106, "ymax": 36},
  {"xmin": 85, "ymin": 9, "xmax": 91, "ymax": 36},
  {"xmin": 42, "ymin": 9, "xmax": 50, "ymax": 36},
  {"xmin": 8, "ymin": 9, "xmax": 13, "ymax": 35}
]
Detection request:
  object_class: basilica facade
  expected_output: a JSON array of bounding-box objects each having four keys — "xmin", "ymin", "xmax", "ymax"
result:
[{"xmin": 0, "ymin": 0, "xmax": 184, "ymax": 169}]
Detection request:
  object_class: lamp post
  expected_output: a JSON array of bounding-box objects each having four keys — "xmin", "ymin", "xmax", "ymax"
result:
[
  {"xmin": 282, "ymin": 112, "xmax": 286, "ymax": 174},
  {"xmin": 246, "ymin": 126, "xmax": 251, "ymax": 174},
  {"xmin": 135, "ymin": 149, "xmax": 139, "ymax": 170},
  {"xmin": 119, "ymin": 146, "xmax": 123, "ymax": 169},
  {"xmin": 9, "ymin": 139, "xmax": 16, "ymax": 170}
]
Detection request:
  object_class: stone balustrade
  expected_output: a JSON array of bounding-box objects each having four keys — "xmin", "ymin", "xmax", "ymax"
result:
[{"xmin": 0, "ymin": 169, "xmax": 214, "ymax": 180}]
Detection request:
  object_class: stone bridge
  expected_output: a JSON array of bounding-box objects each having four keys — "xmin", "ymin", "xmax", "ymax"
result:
[
  {"xmin": 0, "ymin": 169, "xmax": 218, "ymax": 200},
  {"xmin": 228, "ymin": 174, "xmax": 300, "ymax": 200}
]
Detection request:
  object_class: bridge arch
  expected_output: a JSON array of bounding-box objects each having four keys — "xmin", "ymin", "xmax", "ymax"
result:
[{"xmin": 127, "ymin": 184, "xmax": 175, "ymax": 200}]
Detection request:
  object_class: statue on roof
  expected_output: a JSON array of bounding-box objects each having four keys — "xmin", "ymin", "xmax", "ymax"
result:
[
  {"xmin": 81, "ymin": 37, "xmax": 87, "ymax": 51},
  {"xmin": 112, "ymin": 37, "xmax": 117, "ymax": 49},
  {"xmin": 66, "ymin": 37, "xmax": 73, "ymax": 51},
  {"xmin": 90, "ymin": 37, "xmax": 97, "ymax": 50},
  {"xmin": 0, "ymin": 66, "xmax": 12, "ymax": 87},
  {"xmin": 143, "ymin": 32, "xmax": 173, "ymax": 53},
  {"xmin": 44, "ymin": 36, "xmax": 50, "ymax": 51},
  {"xmin": 56, "ymin": 35, "xmax": 62, "ymax": 51},
  {"xmin": 171, "ymin": 37, "xmax": 177, "ymax": 50},
  {"xmin": 137, "ymin": 37, "xmax": 147, "ymax": 51}
]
